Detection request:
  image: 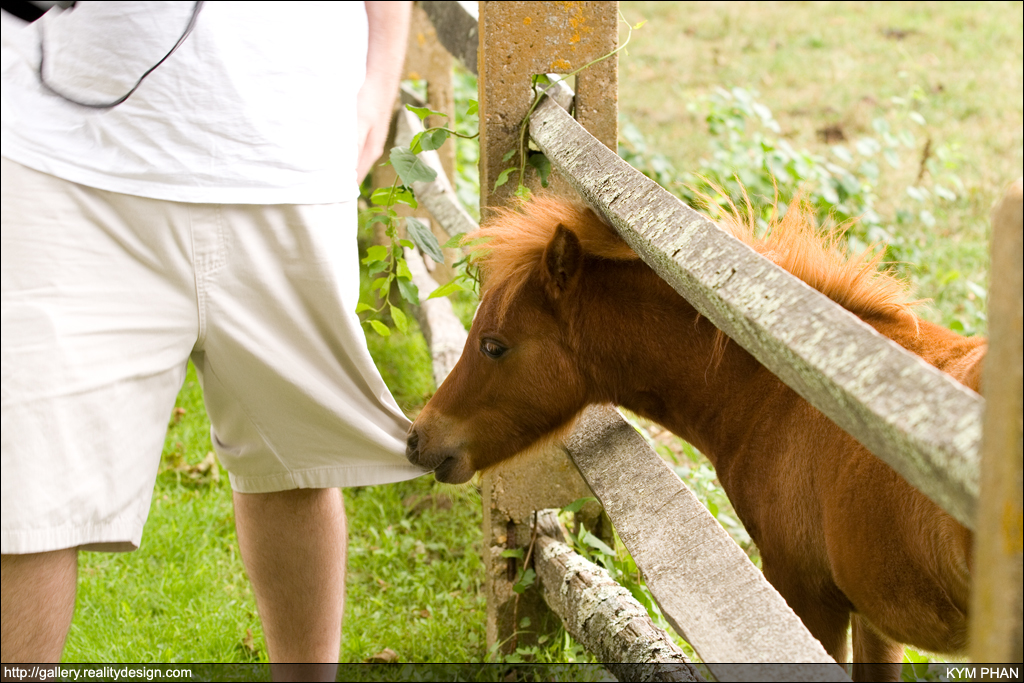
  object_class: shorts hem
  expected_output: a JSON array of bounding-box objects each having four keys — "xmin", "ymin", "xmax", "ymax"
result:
[
  {"xmin": 228, "ymin": 464, "xmax": 429, "ymax": 493},
  {"xmin": 1, "ymin": 522, "xmax": 142, "ymax": 554}
]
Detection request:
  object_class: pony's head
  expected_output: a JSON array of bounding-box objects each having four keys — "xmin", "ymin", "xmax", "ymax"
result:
[{"xmin": 405, "ymin": 196, "xmax": 637, "ymax": 483}]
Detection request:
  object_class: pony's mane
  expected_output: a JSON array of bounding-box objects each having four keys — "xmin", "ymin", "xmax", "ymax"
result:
[
  {"xmin": 469, "ymin": 195, "xmax": 637, "ymax": 318},
  {"xmin": 467, "ymin": 193, "xmax": 915, "ymax": 323},
  {"xmin": 712, "ymin": 194, "xmax": 916, "ymax": 321}
]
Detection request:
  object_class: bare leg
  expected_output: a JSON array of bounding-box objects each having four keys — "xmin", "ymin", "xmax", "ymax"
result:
[
  {"xmin": 233, "ymin": 488, "xmax": 346, "ymax": 682},
  {"xmin": 851, "ymin": 614, "xmax": 903, "ymax": 683},
  {"xmin": 1, "ymin": 549, "xmax": 77, "ymax": 663}
]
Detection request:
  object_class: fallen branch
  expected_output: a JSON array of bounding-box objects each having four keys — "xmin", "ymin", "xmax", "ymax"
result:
[{"xmin": 532, "ymin": 510, "xmax": 704, "ymax": 682}]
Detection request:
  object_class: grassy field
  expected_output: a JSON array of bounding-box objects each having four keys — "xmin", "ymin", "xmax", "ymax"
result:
[
  {"xmin": 61, "ymin": 0, "xmax": 1020, "ymax": 674},
  {"xmin": 619, "ymin": 0, "xmax": 1022, "ymax": 334}
]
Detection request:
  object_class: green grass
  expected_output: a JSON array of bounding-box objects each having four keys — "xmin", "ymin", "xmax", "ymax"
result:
[
  {"xmin": 619, "ymin": 1, "xmax": 1022, "ymax": 201},
  {"xmin": 341, "ymin": 478, "xmax": 486, "ymax": 663},
  {"xmin": 618, "ymin": 0, "xmax": 1022, "ymax": 335}
]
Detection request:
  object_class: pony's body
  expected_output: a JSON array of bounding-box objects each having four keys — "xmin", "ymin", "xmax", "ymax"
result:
[{"xmin": 407, "ymin": 197, "xmax": 985, "ymax": 680}]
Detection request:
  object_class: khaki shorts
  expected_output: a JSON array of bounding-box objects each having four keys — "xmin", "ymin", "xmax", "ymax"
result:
[{"xmin": 1, "ymin": 158, "xmax": 426, "ymax": 553}]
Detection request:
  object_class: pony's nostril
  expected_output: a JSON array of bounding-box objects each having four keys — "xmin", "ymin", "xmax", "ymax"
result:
[{"xmin": 406, "ymin": 429, "xmax": 419, "ymax": 457}]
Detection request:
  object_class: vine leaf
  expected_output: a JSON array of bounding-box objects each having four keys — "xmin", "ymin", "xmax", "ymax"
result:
[
  {"xmin": 395, "ymin": 258, "xmax": 411, "ymax": 280},
  {"xmin": 527, "ymin": 152, "xmax": 551, "ymax": 187},
  {"xmin": 580, "ymin": 529, "xmax": 615, "ymax": 557},
  {"xmin": 563, "ymin": 497, "xmax": 598, "ymax": 514},
  {"xmin": 368, "ymin": 320, "xmax": 391, "ymax": 337},
  {"xmin": 369, "ymin": 187, "xmax": 393, "ymax": 207},
  {"xmin": 406, "ymin": 104, "xmax": 448, "ymax": 122},
  {"xmin": 397, "ymin": 277, "xmax": 419, "ymax": 305},
  {"xmin": 426, "ymin": 279, "xmax": 468, "ymax": 301},
  {"xmin": 512, "ymin": 568, "xmax": 536, "ymax": 595},
  {"xmin": 389, "ymin": 305, "xmax": 409, "ymax": 334},
  {"xmin": 420, "ymin": 129, "xmax": 450, "ymax": 152},
  {"xmin": 493, "ymin": 166, "xmax": 516, "ymax": 191},
  {"xmin": 362, "ymin": 245, "xmax": 389, "ymax": 272},
  {"xmin": 370, "ymin": 186, "xmax": 418, "ymax": 209},
  {"xmin": 406, "ymin": 217, "xmax": 445, "ymax": 264},
  {"xmin": 392, "ymin": 186, "xmax": 418, "ymax": 208},
  {"xmin": 409, "ymin": 131, "xmax": 426, "ymax": 154},
  {"xmin": 443, "ymin": 233, "xmax": 466, "ymax": 249},
  {"xmin": 390, "ymin": 147, "xmax": 437, "ymax": 185}
]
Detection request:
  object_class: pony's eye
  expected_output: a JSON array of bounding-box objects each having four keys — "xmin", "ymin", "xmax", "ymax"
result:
[{"xmin": 480, "ymin": 339, "xmax": 507, "ymax": 360}]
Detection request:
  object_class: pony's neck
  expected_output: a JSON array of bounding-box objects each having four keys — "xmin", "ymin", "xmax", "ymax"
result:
[{"xmin": 572, "ymin": 258, "xmax": 770, "ymax": 468}]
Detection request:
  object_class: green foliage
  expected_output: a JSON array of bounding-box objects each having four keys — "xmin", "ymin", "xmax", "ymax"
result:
[
  {"xmin": 621, "ymin": 80, "xmax": 989, "ymax": 338},
  {"xmin": 681, "ymin": 87, "xmax": 962, "ymax": 259},
  {"xmin": 358, "ymin": 102, "xmax": 479, "ymax": 336},
  {"xmin": 621, "ymin": 84, "xmax": 969, "ymax": 276},
  {"xmin": 360, "ymin": 13, "xmax": 640, "ymax": 338},
  {"xmin": 360, "ymin": 307, "xmax": 434, "ymax": 413},
  {"xmin": 390, "ymin": 147, "xmax": 437, "ymax": 186},
  {"xmin": 453, "ymin": 67, "xmax": 482, "ymax": 220},
  {"xmin": 618, "ymin": 117, "xmax": 678, "ymax": 189},
  {"xmin": 620, "ymin": 82, "xmax": 990, "ymax": 341}
]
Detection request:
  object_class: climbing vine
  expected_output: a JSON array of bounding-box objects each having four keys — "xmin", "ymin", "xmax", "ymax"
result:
[
  {"xmin": 494, "ymin": 14, "xmax": 646, "ymax": 198},
  {"xmin": 358, "ymin": 102, "xmax": 478, "ymax": 336}
]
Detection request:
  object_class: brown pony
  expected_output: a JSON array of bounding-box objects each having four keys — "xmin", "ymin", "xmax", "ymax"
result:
[{"xmin": 406, "ymin": 195, "xmax": 985, "ymax": 680}]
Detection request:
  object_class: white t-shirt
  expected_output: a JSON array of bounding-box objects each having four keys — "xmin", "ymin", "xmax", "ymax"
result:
[{"xmin": 1, "ymin": 1, "xmax": 367, "ymax": 204}]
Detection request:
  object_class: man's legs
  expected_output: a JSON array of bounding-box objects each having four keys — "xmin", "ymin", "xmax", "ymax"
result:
[
  {"xmin": 1, "ymin": 490, "xmax": 348, "ymax": 670},
  {"xmin": 233, "ymin": 488, "xmax": 346, "ymax": 680},
  {"xmin": 0, "ymin": 549, "xmax": 77, "ymax": 663}
]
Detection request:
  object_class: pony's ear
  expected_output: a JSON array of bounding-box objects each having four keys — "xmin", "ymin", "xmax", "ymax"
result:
[{"xmin": 542, "ymin": 223, "xmax": 583, "ymax": 299}]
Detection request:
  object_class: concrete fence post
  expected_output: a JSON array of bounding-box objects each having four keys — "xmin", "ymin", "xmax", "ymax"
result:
[{"xmin": 477, "ymin": 0, "xmax": 619, "ymax": 655}]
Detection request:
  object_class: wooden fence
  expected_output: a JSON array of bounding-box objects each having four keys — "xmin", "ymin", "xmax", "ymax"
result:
[{"xmin": 382, "ymin": 2, "xmax": 1023, "ymax": 678}]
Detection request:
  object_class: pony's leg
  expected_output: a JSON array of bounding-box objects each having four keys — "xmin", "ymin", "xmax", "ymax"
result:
[
  {"xmin": 851, "ymin": 614, "xmax": 904, "ymax": 683},
  {"xmin": 762, "ymin": 564, "xmax": 851, "ymax": 664},
  {"xmin": 792, "ymin": 601, "xmax": 850, "ymax": 666}
]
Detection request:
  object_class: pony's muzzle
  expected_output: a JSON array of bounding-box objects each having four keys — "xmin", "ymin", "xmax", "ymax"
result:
[
  {"xmin": 405, "ymin": 424, "xmax": 448, "ymax": 471},
  {"xmin": 405, "ymin": 425, "xmax": 475, "ymax": 484}
]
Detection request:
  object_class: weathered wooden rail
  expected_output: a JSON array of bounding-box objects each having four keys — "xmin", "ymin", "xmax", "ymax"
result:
[{"xmin": 383, "ymin": 1, "xmax": 1023, "ymax": 677}]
